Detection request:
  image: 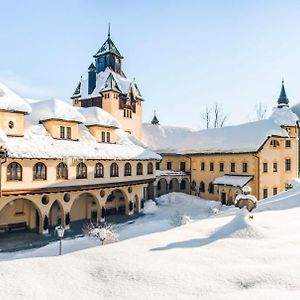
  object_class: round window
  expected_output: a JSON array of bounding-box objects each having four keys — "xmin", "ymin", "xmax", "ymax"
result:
[
  {"xmin": 128, "ymin": 186, "xmax": 133, "ymax": 194},
  {"xmin": 63, "ymin": 193, "xmax": 70, "ymax": 203},
  {"xmin": 100, "ymin": 190, "xmax": 105, "ymax": 198},
  {"xmin": 41, "ymin": 195, "xmax": 49, "ymax": 205},
  {"xmin": 8, "ymin": 121, "xmax": 14, "ymax": 129}
]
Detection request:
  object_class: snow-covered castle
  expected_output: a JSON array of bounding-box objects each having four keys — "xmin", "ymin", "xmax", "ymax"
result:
[{"xmin": 0, "ymin": 30, "xmax": 298, "ymax": 235}]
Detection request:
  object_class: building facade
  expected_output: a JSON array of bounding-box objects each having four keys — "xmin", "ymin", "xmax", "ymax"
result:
[{"xmin": 144, "ymin": 82, "xmax": 299, "ymax": 204}]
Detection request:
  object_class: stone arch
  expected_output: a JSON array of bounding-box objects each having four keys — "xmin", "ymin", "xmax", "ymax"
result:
[
  {"xmin": 70, "ymin": 192, "xmax": 100, "ymax": 223},
  {"xmin": 49, "ymin": 199, "xmax": 65, "ymax": 227},
  {"xmin": 157, "ymin": 178, "xmax": 168, "ymax": 197},
  {"xmin": 180, "ymin": 178, "xmax": 189, "ymax": 193},
  {"xmin": 105, "ymin": 188, "xmax": 128, "ymax": 215},
  {"xmin": 169, "ymin": 178, "xmax": 179, "ymax": 192},
  {"xmin": 0, "ymin": 198, "xmax": 43, "ymax": 233}
]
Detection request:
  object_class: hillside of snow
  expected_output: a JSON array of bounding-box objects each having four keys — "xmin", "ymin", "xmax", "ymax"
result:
[{"xmin": 1, "ymin": 191, "xmax": 300, "ymax": 299}]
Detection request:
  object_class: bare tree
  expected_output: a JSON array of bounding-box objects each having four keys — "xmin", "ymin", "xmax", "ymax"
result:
[
  {"xmin": 254, "ymin": 102, "xmax": 268, "ymax": 120},
  {"xmin": 201, "ymin": 106, "xmax": 211, "ymax": 129},
  {"xmin": 201, "ymin": 103, "xmax": 228, "ymax": 128}
]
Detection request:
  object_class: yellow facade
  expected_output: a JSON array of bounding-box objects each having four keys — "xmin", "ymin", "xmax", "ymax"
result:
[
  {"xmin": 0, "ymin": 111, "xmax": 25, "ymax": 137},
  {"xmin": 101, "ymin": 91, "xmax": 143, "ymax": 139},
  {"xmin": 42, "ymin": 119, "xmax": 79, "ymax": 140}
]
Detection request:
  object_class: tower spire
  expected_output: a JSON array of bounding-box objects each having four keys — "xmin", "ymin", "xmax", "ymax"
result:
[
  {"xmin": 277, "ymin": 79, "xmax": 289, "ymax": 108},
  {"xmin": 151, "ymin": 110, "xmax": 159, "ymax": 125},
  {"xmin": 108, "ymin": 23, "xmax": 111, "ymax": 38}
]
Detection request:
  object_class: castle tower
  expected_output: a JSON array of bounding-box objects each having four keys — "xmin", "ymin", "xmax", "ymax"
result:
[{"xmin": 71, "ymin": 27, "xmax": 144, "ymax": 140}]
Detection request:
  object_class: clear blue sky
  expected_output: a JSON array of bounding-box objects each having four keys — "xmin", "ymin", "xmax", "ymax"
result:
[{"xmin": 1, "ymin": 0, "xmax": 300, "ymax": 128}]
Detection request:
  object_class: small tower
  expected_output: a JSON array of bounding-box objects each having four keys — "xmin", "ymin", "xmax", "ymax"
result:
[
  {"xmin": 278, "ymin": 80, "xmax": 289, "ymax": 108},
  {"xmin": 151, "ymin": 110, "xmax": 159, "ymax": 125},
  {"xmin": 93, "ymin": 25, "xmax": 123, "ymax": 75}
]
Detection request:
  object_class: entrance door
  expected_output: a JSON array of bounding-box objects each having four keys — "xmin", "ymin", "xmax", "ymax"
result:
[{"xmin": 221, "ymin": 192, "xmax": 226, "ymax": 205}]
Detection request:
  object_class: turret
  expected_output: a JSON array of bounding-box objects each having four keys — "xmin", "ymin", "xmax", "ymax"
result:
[
  {"xmin": 93, "ymin": 25, "xmax": 123, "ymax": 75},
  {"xmin": 88, "ymin": 63, "xmax": 96, "ymax": 95},
  {"xmin": 151, "ymin": 110, "xmax": 159, "ymax": 125},
  {"xmin": 278, "ymin": 80, "xmax": 289, "ymax": 108}
]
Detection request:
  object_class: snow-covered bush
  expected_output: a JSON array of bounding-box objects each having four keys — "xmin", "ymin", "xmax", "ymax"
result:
[
  {"xmin": 83, "ymin": 222, "xmax": 119, "ymax": 245},
  {"xmin": 143, "ymin": 200, "xmax": 158, "ymax": 214},
  {"xmin": 170, "ymin": 211, "xmax": 192, "ymax": 227},
  {"xmin": 209, "ymin": 207, "xmax": 219, "ymax": 215}
]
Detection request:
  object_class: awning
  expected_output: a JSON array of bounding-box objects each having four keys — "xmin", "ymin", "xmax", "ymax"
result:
[{"xmin": 213, "ymin": 175, "xmax": 253, "ymax": 188}]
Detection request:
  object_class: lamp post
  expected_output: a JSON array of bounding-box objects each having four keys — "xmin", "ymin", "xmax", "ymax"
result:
[
  {"xmin": 98, "ymin": 227, "xmax": 107, "ymax": 245},
  {"xmin": 0, "ymin": 147, "xmax": 8, "ymax": 198},
  {"xmin": 55, "ymin": 225, "xmax": 65, "ymax": 255}
]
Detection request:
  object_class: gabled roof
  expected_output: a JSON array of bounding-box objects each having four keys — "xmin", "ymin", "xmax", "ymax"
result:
[
  {"xmin": 0, "ymin": 82, "xmax": 32, "ymax": 114},
  {"xmin": 93, "ymin": 37, "xmax": 123, "ymax": 58},
  {"xmin": 72, "ymin": 68, "xmax": 143, "ymax": 100},
  {"xmin": 101, "ymin": 73, "xmax": 122, "ymax": 93}
]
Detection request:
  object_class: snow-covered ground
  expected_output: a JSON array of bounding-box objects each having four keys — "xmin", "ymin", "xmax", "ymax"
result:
[{"xmin": 1, "ymin": 191, "xmax": 300, "ymax": 299}]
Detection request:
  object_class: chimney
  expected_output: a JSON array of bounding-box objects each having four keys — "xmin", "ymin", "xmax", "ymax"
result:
[{"xmin": 88, "ymin": 63, "xmax": 96, "ymax": 94}]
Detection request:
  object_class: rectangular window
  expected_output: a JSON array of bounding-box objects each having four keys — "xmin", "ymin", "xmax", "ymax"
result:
[
  {"xmin": 180, "ymin": 162, "xmax": 186, "ymax": 172},
  {"xmin": 285, "ymin": 159, "xmax": 291, "ymax": 171},
  {"xmin": 263, "ymin": 163, "xmax": 268, "ymax": 173},
  {"xmin": 60, "ymin": 126, "xmax": 65, "ymax": 139},
  {"xmin": 201, "ymin": 162, "xmax": 205, "ymax": 171},
  {"xmin": 66, "ymin": 127, "xmax": 71, "ymax": 139},
  {"xmin": 107, "ymin": 132, "xmax": 111, "ymax": 143},
  {"xmin": 273, "ymin": 187, "xmax": 278, "ymax": 195},
  {"xmin": 167, "ymin": 162, "xmax": 172, "ymax": 170},
  {"xmin": 230, "ymin": 163, "xmax": 235, "ymax": 172},
  {"xmin": 156, "ymin": 162, "xmax": 160, "ymax": 170},
  {"xmin": 123, "ymin": 109, "xmax": 126, "ymax": 117},
  {"xmin": 263, "ymin": 188, "xmax": 268, "ymax": 199},
  {"xmin": 273, "ymin": 162, "xmax": 278, "ymax": 172},
  {"xmin": 210, "ymin": 162, "xmax": 214, "ymax": 172},
  {"xmin": 285, "ymin": 140, "xmax": 291, "ymax": 148},
  {"xmin": 242, "ymin": 163, "xmax": 248, "ymax": 173},
  {"xmin": 101, "ymin": 132, "xmax": 106, "ymax": 143},
  {"xmin": 219, "ymin": 163, "xmax": 224, "ymax": 172}
]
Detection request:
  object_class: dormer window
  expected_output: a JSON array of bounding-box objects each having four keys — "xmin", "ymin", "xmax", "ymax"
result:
[
  {"xmin": 60, "ymin": 126, "xmax": 72, "ymax": 140},
  {"xmin": 101, "ymin": 131, "xmax": 111, "ymax": 143}
]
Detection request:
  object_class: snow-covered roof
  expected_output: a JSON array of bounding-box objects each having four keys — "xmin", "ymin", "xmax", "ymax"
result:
[
  {"xmin": 142, "ymin": 112, "xmax": 293, "ymax": 154},
  {"xmin": 213, "ymin": 175, "xmax": 253, "ymax": 187},
  {"xmin": 73, "ymin": 68, "xmax": 142, "ymax": 100},
  {"xmin": 78, "ymin": 107, "xmax": 120, "ymax": 128},
  {"xmin": 28, "ymin": 98, "xmax": 86, "ymax": 124},
  {"xmin": 0, "ymin": 82, "xmax": 32, "ymax": 114},
  {"xmin": 270, "ymin": 106, "xmax": 299, "ymax": 127},
  {"xmin": 3, "ymin": 124, "xmax": 161, "ymax": 160}
]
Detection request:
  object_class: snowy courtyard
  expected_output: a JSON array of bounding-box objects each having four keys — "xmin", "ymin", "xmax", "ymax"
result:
[{"xmin": 1, "ymin": 190, "xmax": 300, "ymax": 299}]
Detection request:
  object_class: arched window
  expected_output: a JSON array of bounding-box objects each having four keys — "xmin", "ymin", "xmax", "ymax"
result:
[
  {"xmin": 199, "ymin": 181, "xmax": 205, "ymax": 192},
  {"xmin": 208, "ymin": 182, "xmax": 214, "ymax": 194},
  {"xmin": 7, "ymin": 162, "xmax": 22, "ymax": 181},
  {"xmin": 56, "ymin": 162, "xmax": 68, "ymax": 179},
  {"xmin": 124, "ymin": 163, "xmax": 132, "ymax": 176},
  {"xmin": 76, "ymin": 162, "xmax": 87, "ymax": 179},
  {"xmin": 33, "ymin": 162, "xmax": 47, "ymax": 180},
  {"xmin": 110, "ymin": 163, "xmax": 119, "ymax": 177},
  {"xmin": 95, "ymin": 163, "xmax": 104, "ymax": 178},
  {"xmin": 147, "ymin": 162, "xmax": 153, "ymax": 174},
  {"xmin": 137, "ymin": 162, "xmax": 143, "ymax": 175}
]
